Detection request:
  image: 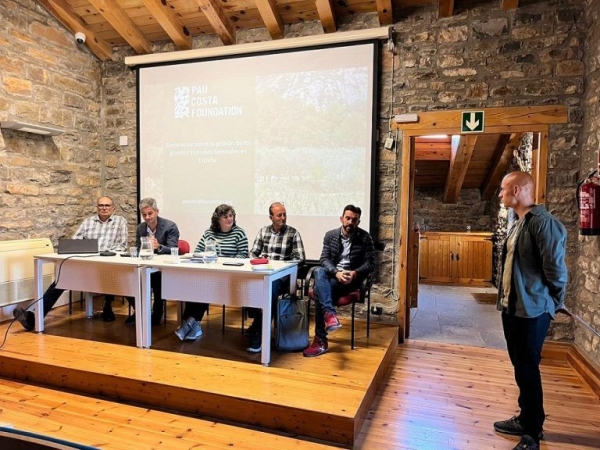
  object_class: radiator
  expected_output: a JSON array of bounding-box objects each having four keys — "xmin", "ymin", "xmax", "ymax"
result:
[{"xmin": 0, "ymin": 239, "xmax": 55, "ymax": 307}]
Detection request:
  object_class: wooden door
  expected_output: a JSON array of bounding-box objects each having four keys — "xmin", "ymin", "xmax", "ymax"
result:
[
  {"xmin": 407, "ymin": 227, "xmax": 420, "ymax": 308},
  {"xmin": 453, "ymin": 234, "xmax": 493, "ymax": 285},
  {"xmin": 419, "ymin": 233, "xmax": 453, "ymax": 283}
]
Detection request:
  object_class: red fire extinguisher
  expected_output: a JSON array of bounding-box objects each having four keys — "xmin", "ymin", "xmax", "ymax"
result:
[{"xmin": 577, "ymin": 169, "xmax": 600, "ymax": 236}]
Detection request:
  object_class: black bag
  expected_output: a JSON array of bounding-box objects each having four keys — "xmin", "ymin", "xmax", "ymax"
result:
[{"xmin": 275, "ymin": 294, "xmax": 309, "ymax": 351}]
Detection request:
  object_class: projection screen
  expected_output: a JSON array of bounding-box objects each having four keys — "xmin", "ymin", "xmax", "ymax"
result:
[{"xmin": 137, "ymin": 41, "xmax": 379, "ymax": 260}]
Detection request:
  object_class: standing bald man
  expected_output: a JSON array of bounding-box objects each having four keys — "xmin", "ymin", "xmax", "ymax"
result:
[{"xmin": 494, "ymin": 171, "xmax": 568, "ymax": 450}]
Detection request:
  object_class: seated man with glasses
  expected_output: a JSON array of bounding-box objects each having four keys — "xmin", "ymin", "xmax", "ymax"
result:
[{"xmin": 13, "ymin": 196, "xmax": 128, "ymax": 330}]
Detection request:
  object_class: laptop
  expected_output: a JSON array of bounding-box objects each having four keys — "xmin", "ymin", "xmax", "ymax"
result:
[{"xmin": 57, "ymin": 239, "xmax": 99, "ymax": 254}]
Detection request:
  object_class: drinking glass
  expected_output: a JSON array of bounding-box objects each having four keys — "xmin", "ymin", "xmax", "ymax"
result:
[{"xmin": 170, "ymin": 247, "xmax": 180, "ymax": 264}]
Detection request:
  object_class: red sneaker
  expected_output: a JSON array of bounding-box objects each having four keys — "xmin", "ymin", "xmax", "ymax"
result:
[
  {"xmin": 324, "ymin": 311, "xmax": 342, "ymax": 333},
  {"xmin": 303, "ymin": 337, "xmax": 328, "ymax": 357}
]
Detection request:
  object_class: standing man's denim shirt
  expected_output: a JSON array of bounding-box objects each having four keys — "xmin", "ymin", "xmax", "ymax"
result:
[{"xmin": 497, "ymin": 204, "xmax": 568, "ymax": 318}]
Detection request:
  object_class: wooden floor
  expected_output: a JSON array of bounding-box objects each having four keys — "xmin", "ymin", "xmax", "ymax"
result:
[
  {"xmin": 0, "ymin": 300, "xmax": 598, "ymax": 449},
  {"xmin": 0, "ymin": 299, "xmax": 397, "ymax": 448}
]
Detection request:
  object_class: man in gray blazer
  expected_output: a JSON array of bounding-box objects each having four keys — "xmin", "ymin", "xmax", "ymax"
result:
[{"xmin": 126, "ymin": 197, "xmax": 180, "ymax": 325}]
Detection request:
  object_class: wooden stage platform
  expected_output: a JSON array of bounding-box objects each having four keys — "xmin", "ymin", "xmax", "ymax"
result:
[{"xmin": 0, "ymin": 301, "xmax": 398, "ymax": 447}]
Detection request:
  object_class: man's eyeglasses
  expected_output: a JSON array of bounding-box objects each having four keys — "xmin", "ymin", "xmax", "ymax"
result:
[{"xmin": 97, "ymin": 204, "xmax": 113, "ymax": 208}]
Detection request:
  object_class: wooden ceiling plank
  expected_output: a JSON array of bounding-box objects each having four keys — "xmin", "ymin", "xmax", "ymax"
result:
[
  {"xmin": 502, "ymin": 0, "xmax": 520, "ymax": 11},
  {"xmin": 415, "ymin": 148, "xmax": 451, "ymax": 161},
  {"xmin": 481, "ymin": 133, "xmax": 521, "ymax": 200},
  {"xmin": 375, "ymin": 0, "xmax": 393, "ymax": 25},
  {"xmin": 438, "ymin": 0, "xmax": 455, "ymax": 18},
  {"xmin": 195, "ymin": 0, "xmax": 236, "ymax": 45},
  {"xmin": 38, "ymin": 0, "xmax": 113, "ymax": 61},
  {"xmin": 315, "ymin": 0, "xmax": 337, "ymax": 33},
  {"xmin": 88, "ymin": 0, "xmax": 153, "ymax": 54},
  {"xmin": 443, "ymin": 134, "xmax": 477, "ymax": 203},
  {"xmin": 255, "ymin": 0, "xmax": 285, "ymax": 40},
  {"xmin": 141, "ymin": 0, "xmax": 193, "ymax": 50}
]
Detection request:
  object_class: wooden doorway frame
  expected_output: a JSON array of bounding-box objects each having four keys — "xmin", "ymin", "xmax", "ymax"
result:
[{"xmin": 391, "ymin": 105, "xmax": 568, "ymax": 342}]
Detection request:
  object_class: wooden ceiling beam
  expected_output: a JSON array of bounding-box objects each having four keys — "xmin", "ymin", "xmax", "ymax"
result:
[
  {"xmin": 376, "ymin": 0, "xmax": 393, "ymax": 25},
  {"xmin": 255, "ymin": 0, "xmax": 285, "ymax": 40},
  {"xmin": 392, "ymin": 106, "xmax": 568, "ymax": 132},
  {"xmin": 502, "ymin": 0, "xmax": 520, "ymax": 10},
  {"xmin": 315, "ymin": 0, "xmax": 337, "ymax": 33},
  {"xmin": 88, "ymin": 0, "xmax": 152, "ymax": 54},
  {"xmin": 480, "ymin": 133, "xmax": 521, "ymax": 200},
  {"xmin": 438, "ymin": 0, "xmax": 455, "ymax": 18},
  {"xmin": 38, "ymin": 0, "xmax": 113, "ymax": 61},
  {"xmin": 443, "ymin": 134, "xmax": 477, "ymax": 203},
  {"xmin": 141, "ymin": 0, "xmax": 192, "ymax": 50},
  {"xmin": 195, "ymin": 0, "xmax": 236, "ymax": 45}
]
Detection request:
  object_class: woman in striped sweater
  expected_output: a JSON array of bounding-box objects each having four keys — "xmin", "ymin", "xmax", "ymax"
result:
[{"xmin": 174, "ymin": 204, "xmax": 249, "ymax": 341}]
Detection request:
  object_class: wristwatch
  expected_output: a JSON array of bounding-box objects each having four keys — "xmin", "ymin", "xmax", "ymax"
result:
[{"xmin": 157, "ymin": 244, "xmax": 162, "ymax": 253}]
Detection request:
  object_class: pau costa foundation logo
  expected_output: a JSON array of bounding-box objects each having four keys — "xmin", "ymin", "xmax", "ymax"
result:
[{"xmin": 174, "ymin": 85, "xmax": 243, "ymax": 119}]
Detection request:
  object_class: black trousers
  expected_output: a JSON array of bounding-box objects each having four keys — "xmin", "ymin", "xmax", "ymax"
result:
[
  {"xmin": 183, "ymin": 302, "xmax": 209, "ymax": 322},
  {"xmin": 42, "ymin": 282, "xmax": 114, "ymax": 317},
  {"xmin": 502, "ymin": 310, "xmax": 551, "ymax": 439}
]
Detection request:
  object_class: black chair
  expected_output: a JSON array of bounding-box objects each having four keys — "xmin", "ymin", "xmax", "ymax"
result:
[{"xmin": 303, "ymin": 266, "xmax": 372, "ymax": 349}]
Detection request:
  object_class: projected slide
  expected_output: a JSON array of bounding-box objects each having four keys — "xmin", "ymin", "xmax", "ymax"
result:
[{"xmin": 139, "ymin": 42, "xmax": 377, "ymax": 259}]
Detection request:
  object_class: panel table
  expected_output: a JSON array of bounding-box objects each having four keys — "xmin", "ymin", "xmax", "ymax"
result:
[{"xmin": 141, "ymin": 256, "xmax": 298, "ymax": 366}]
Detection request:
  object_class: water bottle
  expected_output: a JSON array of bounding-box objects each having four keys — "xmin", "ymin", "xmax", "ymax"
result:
[
  {"xmin": 203, "ymin": 238, "xmax": 218, "ymax": 264},
  {"xmin": 139, "ymin": 236, "xmax": 154, "ymax": 260}
]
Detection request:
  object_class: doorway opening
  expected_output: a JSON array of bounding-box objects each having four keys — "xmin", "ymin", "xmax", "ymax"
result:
[{"xmin": 392, "ymin": 106, "xmax": 568, "ymax": 345}]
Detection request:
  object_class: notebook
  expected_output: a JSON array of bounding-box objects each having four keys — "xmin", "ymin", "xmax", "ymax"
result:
[{"xmin": 57, "ymin": 239, "xmax": 99, "ymax": 254}]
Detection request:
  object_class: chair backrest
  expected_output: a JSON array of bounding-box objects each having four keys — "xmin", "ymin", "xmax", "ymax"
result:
[{"xmin": 178, "ymin": 240, "xmax": 191, "ymax": 255}]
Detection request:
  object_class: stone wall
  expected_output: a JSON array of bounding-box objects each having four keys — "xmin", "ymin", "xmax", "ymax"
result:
[
  {"xmin": 384, "ymin": 1, "xmax": 587, "ymax": 350},
  {"xmin": 575, "ymin": 0, "xmax": 600, "ymax": 362},
  {"xmin": 413, "ymin": 189, "xmax": 491, "ymax": 233},
  {"xmin": 0, "ymin": 0, "xmax": 104, "ymax": 244}
]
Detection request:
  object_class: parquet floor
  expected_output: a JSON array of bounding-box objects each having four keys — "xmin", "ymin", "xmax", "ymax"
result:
[{"xmin": 0, "ymin": 299, "xmax": 598, "ymax": 449}]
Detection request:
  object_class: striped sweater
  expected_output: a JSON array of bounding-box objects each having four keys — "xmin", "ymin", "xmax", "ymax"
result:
[{"xmin": 194, "ymin": 225, "xmax": 249, "ymax": 258}]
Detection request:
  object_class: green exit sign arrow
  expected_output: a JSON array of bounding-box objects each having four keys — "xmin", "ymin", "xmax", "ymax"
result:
[{"xmin": 461, "ymin": 111, "xmax": 485, "ymax": 133}]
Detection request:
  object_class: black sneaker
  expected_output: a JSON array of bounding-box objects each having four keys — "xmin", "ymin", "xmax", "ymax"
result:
[
  {"xmin": 494, "ymin": 416, "xmax": 525, "ymax": 436},
  {"xmin": 513, "ymin": 435, "xmax": 539, "ymax": 450},
  {"xmin": 494, "ymin": 416, "xmax": 544, "ymax": 439},
  {"xmin": 125, "ymin": 314, "xmax": 135, "ymax": 325},
  {"xmin": 13, "ymin": 307, "xmax": 34, "ymax": 331},
  {"xmin": 246, "ymin": 334, "xmax": 262, "ymax": 353}
]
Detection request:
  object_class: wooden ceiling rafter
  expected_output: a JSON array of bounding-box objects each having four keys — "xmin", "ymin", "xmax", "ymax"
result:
[
  {"xmin": 87, "ymin": 0, "xmax": 152, "ymax": 54},
  {"xmin": 195, "ymin": 0, "xmax": 236, "ymax": 45},
  {"xmin": 37, "ymin": 0, "xmax": 113, "ymax": 61},
  {"xmin": 315, "ymin": 0, "xmax": 337, "ymax": 33},
  {"xmin": 254, "ymin": 0, "xmax": 285, "ymax": 40},
  {"xmin": 376, "ymin": 0, "xmax": 394, "ymax": 25},
  {"xmin": 438, "ymin": 0, "xmax": 455, "ymax": 18},
  {"xmin": 443, "ymin": 134, "xmax": 478, "ymax": 203},
  {"xmin": 502, "ymin": 0, "xmax": 520, "ymax": 10},
  {"xmin": 141, "ymin": 0, "xmax": 192, "ymax": 50},
  {"xmin": 480, "ymin": 133, "xmax": 520, "ymax": 200}
]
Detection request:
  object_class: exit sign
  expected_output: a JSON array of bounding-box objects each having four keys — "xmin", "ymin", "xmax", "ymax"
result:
[{"xmin": 461, "ymin": 111, "xmax": 485, "ymax": 133}]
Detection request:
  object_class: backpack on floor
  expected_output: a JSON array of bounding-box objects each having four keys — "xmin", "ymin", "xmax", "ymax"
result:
[{"xmin": 275, "ymin": 294, "xmax": 309, "ymax": 352}]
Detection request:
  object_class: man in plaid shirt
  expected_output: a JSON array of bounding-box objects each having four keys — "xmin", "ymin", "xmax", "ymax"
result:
[
  {"xmin": 246, "ymin": 202, "xmax": 305, "ymax": 352},
  {"xmin": 14, "ymin": 196, "xmax": 128, "ymax": 330}
]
